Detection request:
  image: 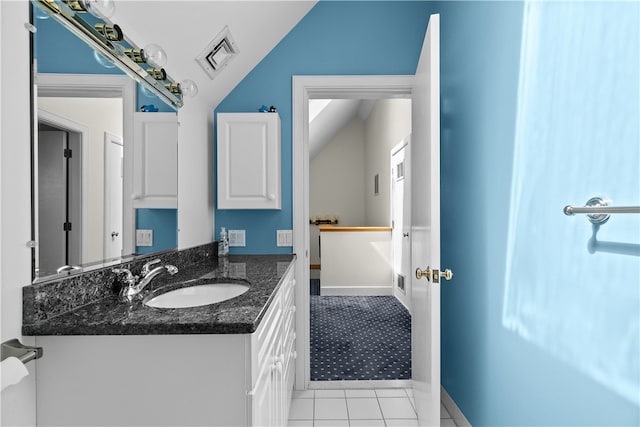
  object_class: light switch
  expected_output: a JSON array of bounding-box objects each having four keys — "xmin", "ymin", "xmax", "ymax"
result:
[
  {"xmin": 136, "ymin": 229, "xmax": 153, "ymax": 247},
  {"xmin": 277, "ymin": 230, "xmax": 293, "ymax": 247},
  {"xmin": 228, "ymin": 230, "xmax": 246, "ymax": 247}
]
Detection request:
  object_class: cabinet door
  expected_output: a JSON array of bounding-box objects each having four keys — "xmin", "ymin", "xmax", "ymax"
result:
[
  {"xmin": 132, "ymin": 112, "xmax": 178, "ymax": 208},
  {"xmin": 217, "ymin": 113, "xmax": 281, "ymax": 210}
]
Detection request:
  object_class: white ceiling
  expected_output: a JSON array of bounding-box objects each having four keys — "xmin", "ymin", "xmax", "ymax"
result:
[
  {"xmin": 111, "ymin": 1, "xmax": 317, "ymax": 111},
  {"xmin": 309, "ymin": 99, "xmax": 376, "ymax": 159}
]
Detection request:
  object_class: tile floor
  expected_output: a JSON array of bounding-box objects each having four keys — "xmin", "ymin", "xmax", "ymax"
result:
[{"xmin": 288, "ymin": 388, "xmax": 457, "ymax": 427}]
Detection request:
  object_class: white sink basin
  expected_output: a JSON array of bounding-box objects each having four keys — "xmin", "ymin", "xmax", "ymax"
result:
[{"xmin": 145, "ymin": 283, "xmax": 249, "ymax": 309}]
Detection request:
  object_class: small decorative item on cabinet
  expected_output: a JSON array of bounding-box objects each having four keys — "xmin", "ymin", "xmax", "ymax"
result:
[{"xmin": 309, "ymin": 215, "xmax": 339, "ymax": 226}]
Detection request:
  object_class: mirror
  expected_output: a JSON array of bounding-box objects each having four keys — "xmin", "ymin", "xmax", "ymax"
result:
[{"xmin": 31, "ymin": 3, "xmax": 178, "ymax": 281}]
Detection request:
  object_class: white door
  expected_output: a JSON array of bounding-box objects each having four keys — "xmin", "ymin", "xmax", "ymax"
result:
[
  {"xmin": 104, "ymin": 132, "xmax": 123, "ymax": 260},
  {"xmin": 38, "ymin": 130, "xmax": 67, "ymax": 276},
  {"xmin": 391, "ymin": 139, "xmax": 412, "ymax": 310},
  {"xmin": 411, "ymin": 14, "xmax": 446, "ymax": 426}
]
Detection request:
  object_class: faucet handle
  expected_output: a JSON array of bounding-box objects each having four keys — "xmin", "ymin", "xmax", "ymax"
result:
[
  {"xmin": 112, "ymin": 268, "xmax": 136, "ymax": 286},
  {"xmin": 141, "ymin": 259, "xmax": 161, "ymax": 277},
  {"xmin": 166, "ymin": 265, "xmax": 179, "ymax": 275}
]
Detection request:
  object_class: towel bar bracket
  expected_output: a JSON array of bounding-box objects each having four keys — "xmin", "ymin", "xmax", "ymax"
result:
[
  {"xmin": 1, "ymin": 339, "xmax": 43, "ymax": 364},
  {"xmin": 563, "ymin": 197, "xmax": 640, "ymax": 224}
]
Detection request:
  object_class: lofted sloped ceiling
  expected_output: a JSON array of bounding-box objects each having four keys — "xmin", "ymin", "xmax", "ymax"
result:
[
  {"xmin": 309, "ymin": 99, "xmax": 376, "ymax": 159},
  {"xmin": 112, "ymin": 1, "xmax": 317, "ymax": 111}
]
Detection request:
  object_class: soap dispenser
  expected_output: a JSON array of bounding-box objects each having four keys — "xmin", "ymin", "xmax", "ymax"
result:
[{"xmin": 218, "ymin": 227, "xmax": 229, "ymax": 257}]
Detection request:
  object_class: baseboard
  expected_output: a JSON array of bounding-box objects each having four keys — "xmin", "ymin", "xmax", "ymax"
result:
[
  {"xmin": 321, "ymin": 286, "xmax": 393, "ymax": 296},
  {"xmin": 441, "ymin": 386, "xmax": 472, "ymax": 427},
  {"xmin": 309, "ymin": 379, "xmax": 412, "ymax": 389}
]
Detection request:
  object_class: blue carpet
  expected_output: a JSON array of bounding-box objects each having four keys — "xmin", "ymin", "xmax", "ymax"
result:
[
  {"xmin": 310, "ymin": 295, "xmax": 411, "ymax": 381},
  {"xmin": 310, "ymin": 279, "xmax": 320, "ymax": 295}
]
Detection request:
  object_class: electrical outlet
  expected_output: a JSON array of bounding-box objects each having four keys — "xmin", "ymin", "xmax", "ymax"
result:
[
  {"xmin": 277, "ymin": 230, "xmax": 293, "ymax": 247},
  {"xmin": 136, "ymin": 229, "xmax": 153, "ymax": 247},
  {"xmin": 228, "ymin": 230, "xmax": 246, "ymax": 247}
]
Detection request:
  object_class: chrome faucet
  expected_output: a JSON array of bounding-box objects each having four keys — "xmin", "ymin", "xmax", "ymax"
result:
[{"xmin": 112, "ymin": 259, "xmax": 178, "ymax": 301}]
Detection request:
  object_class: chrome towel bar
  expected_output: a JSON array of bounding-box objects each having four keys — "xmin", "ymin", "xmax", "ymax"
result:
[
  {"xmin": 564, "ymin": 197, "xmax": 640, "ymax": 224},
  {"xmin": 1, "ymin": 339, "xmax": 43, "ymax": 364}
]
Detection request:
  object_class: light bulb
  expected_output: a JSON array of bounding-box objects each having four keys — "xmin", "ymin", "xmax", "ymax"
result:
[
  {"xmin": 81, "ymin": 0, "xmax": 115, "ymax": 19},
  {"xmin": 180, "ymin": 79, "xmax": 198, "ymax": 98},
  {"xmin": 143, "ymin": 44, "xmax": 167, "ymax": 67},
  {"xmin": 93, "ymin": 50, "xmax": 116, "ymax": 69}
]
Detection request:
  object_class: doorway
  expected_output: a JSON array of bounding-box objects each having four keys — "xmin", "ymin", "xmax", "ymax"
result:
[
  {"xmin": 308, "ymin": 98, "xmax": 413, "ymax": 383},
  {"xmin": 36, "ymin": 122, "xmax": 83, "ymax": 276},
  {"xmin": 292, "ymin": 75, "xmax": 416, "ymax": 390}
]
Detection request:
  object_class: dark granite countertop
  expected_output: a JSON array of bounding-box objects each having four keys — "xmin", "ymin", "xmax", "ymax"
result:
[{"xmin": 22, "ymin": 254, "xmax": 295, "ymax": 336}]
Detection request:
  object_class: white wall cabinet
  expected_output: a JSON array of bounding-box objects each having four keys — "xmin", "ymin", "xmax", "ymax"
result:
[
  {"xmin": 217, "ymin": 113, "xmax": 281, "ymax": 210},
  {"xmin": 35, "ymin": 264, "xmax": 296, "ymax": 426},
  {"xmin": 132, "ymin": 112, "xmax": 178, "ymax": 208}
]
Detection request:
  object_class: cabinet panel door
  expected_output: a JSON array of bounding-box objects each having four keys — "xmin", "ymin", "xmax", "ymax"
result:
[
  {"xmin": 132, "ymin": 112, "xmax": 178, "ymax": 208},
  {"xmin": 217, "ymin": 113, "xmax": 281, "ymax": 209}
]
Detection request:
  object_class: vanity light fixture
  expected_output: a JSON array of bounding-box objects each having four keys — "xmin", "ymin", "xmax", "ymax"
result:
[
  {"xmin": 147, "ymin": 68, "xmax": 167, "ymax": 81},
  {"xmin": 33, "ymin": 0, "xmax": 198, "ymax": 107},
  {"xmin": 164, "ymin": 79, "xmax": 199, "ymax": 97},
  {"xmin": 123, "ymin": 44, "xmax": 167, "ymax": 67},
  {"xmin": 94, "ymin": 23, "xmax": 122, "ymax": 41}
]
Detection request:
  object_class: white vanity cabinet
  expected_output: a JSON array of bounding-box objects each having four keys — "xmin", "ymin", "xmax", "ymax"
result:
[
  {"xmin": 34, "ymin": 264, "xmax": 297, "ymax": 427},
  {"xmin": 217, "ymin": 113, "xmax": 281, "ymax": 210},
  {"xmin": 249, "ymin": 266, "xmax": 296, "ymax": 426},
  {"xmin": 132, "ymin": 112, "xmax": 178, "ymax": 208}
]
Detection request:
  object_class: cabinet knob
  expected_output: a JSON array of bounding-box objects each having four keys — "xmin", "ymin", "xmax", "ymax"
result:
[{"xmin": 268, "ymin": 194, "xmax": 275, "ymax": 201}]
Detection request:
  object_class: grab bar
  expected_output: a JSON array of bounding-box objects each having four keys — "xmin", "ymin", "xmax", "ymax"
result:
[
  {"xmin": 1, "ymin": 339, "xmax": 43, "ymax": 364},
  {"xmin": 564, "ymin": 197, "xmax": 640, "ymax": 224}
]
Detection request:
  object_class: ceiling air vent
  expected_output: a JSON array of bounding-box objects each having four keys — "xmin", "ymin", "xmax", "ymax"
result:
[{"xmin": 196, "ymin": 26, "xmax": 238, "ymax": 80}]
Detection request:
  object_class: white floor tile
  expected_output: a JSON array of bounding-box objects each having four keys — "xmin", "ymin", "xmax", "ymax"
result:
[
  {"xmin": 385, "ymin": 419, "xmax": 420, "ymax": 427},
  {"xmin": 350, "ymin": 420, "xmax": 386, "ymax": 427},
  {"xmin": 345, "ymin": 389, "xmax": 377, "ymax": 398},
  {"xmin": 289, "ymin": 398, "xmax": 314, "ymax": 420},
  {"xmin": 440, "ymin": 402, "xmax": 452, "ymax": 419},
  {"xmin": 315, "ymin": 389, "xmax": 347, "ymax": 398},
  {"xmin": 375, "ymin": 388, "xmax": 408, "ymax": 398},
  {"xmin": 378, "ymin": 397, "xmax": 417, "ymax": 419},
  {"xmin": 313, "ymin": 420, "xmax": 349, "ymax": 427},
  {"xmin": 294, "ymin": 389, "xmax": 316, "ymax": 399},
  {"xmin": 288, "ymin": 420, "xmax": 313, "ymax": 427},
  {"xmin": 441, "ymin": 419, "xmax": 457, "ymax": 427},
  {"xmin": 346, "ymin": 397, "xmax": 384, "ymax": 420},
  {"xmin": 314, "ymin": 398, "xmax": 349, "ymax": 420}
]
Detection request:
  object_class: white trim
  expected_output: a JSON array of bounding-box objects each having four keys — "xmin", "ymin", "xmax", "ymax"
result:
[
  {"xmin": 37, "ymin": 73, "xmax": 136, "ymax": 258},
  {"xmin": 292, "ymin": 75, "xmax": 413, "ymax": 391},
  {"xmin": 309, "ymin": 379, "xmax": 412, "ymax": 390},
  {"xmin": 37, "ymin": 109, "xmax": 89, "ymax": 266},
  {"xmin": 441, "ymin": 386, "xmax": 472, "ymax": 427},
  {"xmin": 320, "ymin": 286, "xmax": 393, "ymax": 296}
]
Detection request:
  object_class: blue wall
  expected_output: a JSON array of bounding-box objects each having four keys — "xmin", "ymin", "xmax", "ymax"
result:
[
  {"xmin": 214, "ymin": 1, "xmax": 431, "ymax": 254},
  {"xmin": 219, "ymin": 0, "xmax": 639, "ymax": 424},
  {"xmin": 135, "ymin": 208, "xmax": 178, "ymax": 255},
  {"xmin": 434, "ymin": 1, "xmax": 639, "ymax": 425}
]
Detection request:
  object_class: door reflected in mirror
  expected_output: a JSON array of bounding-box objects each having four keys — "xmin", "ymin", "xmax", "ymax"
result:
[{"xmin": 37, "ymin": 98, "xmax": 124, "ymax": 277}]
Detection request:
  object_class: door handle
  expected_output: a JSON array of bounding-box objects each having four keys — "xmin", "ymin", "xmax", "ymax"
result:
[{"xmin": 416, "ymin": 266, "xmax": 453, "ymax": 283}]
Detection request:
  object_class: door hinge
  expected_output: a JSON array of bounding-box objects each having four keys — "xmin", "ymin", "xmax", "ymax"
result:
[
  {"xmin": 64, "ymin": 148, "xmax": 72, "ymax": 158},
  {"xmin": 63, "ymin": 222, "xmax": 72, "ymax": 231}
]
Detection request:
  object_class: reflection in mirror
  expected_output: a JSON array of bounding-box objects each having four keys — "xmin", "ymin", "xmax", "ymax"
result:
[{"xmin": 32, "ymin": 4, "xmax": 178, "ymax": 282}]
